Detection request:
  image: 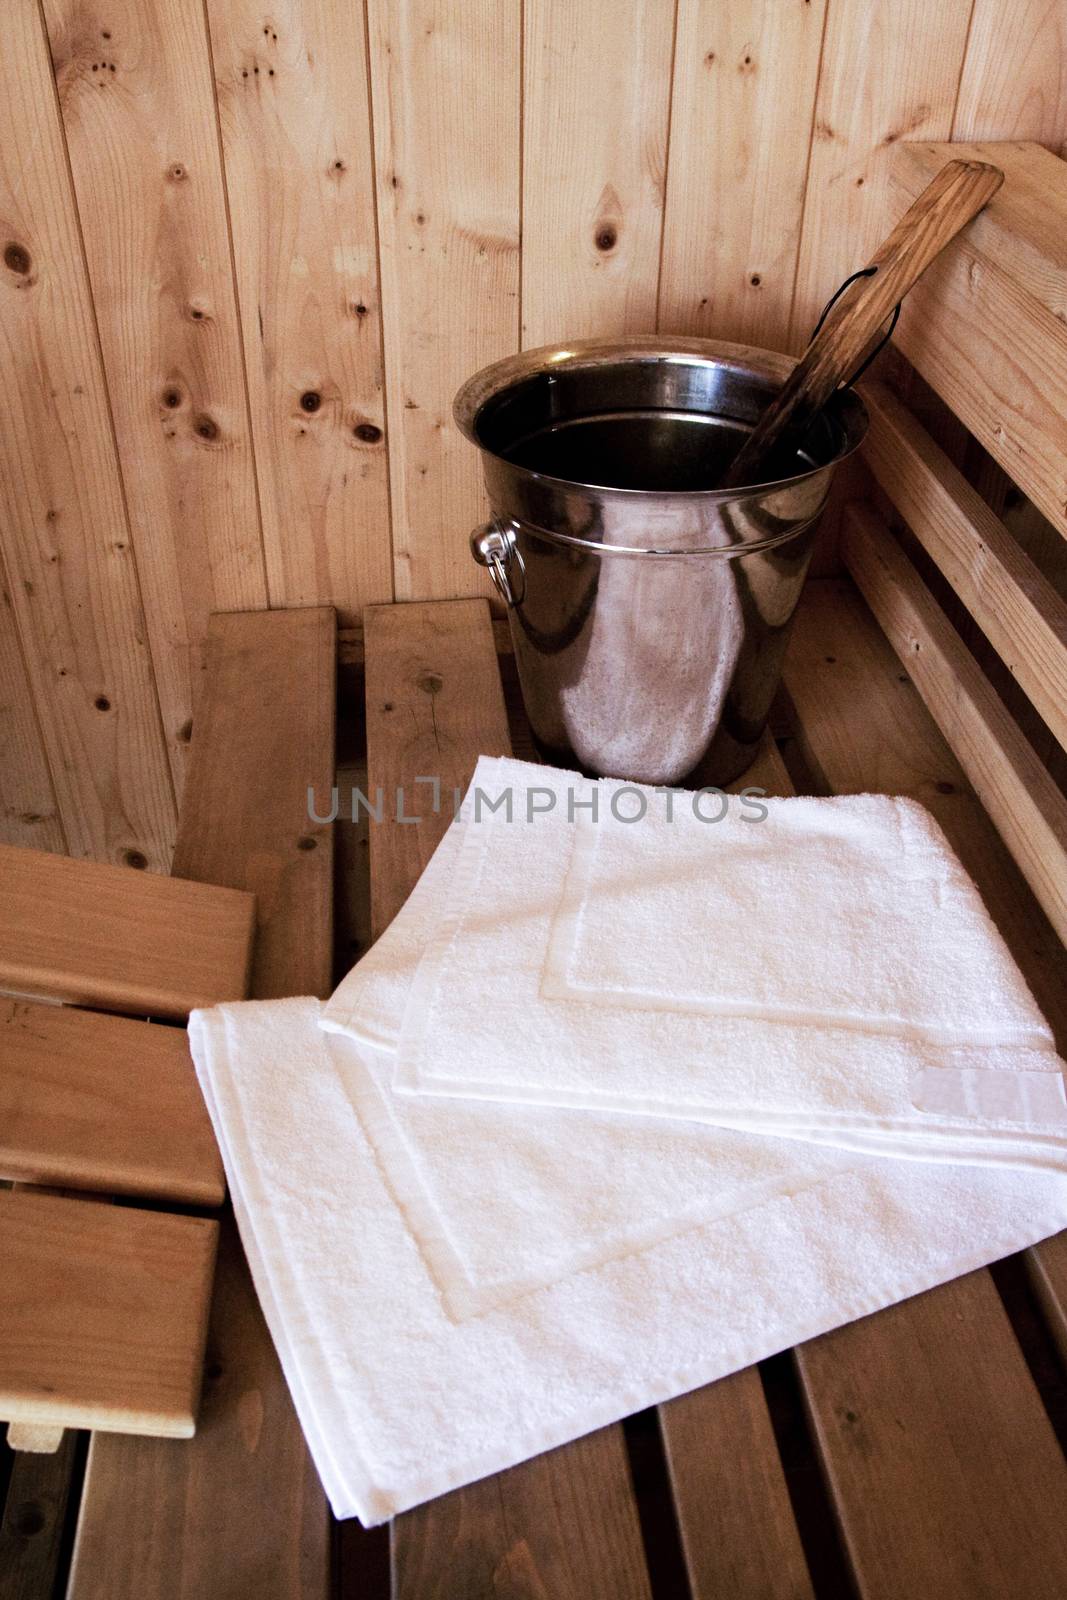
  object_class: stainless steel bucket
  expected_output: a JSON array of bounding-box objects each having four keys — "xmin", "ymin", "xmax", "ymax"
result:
[{"xmin": 455, "ymin": 336, "xmax": 867, "ymax": 785}]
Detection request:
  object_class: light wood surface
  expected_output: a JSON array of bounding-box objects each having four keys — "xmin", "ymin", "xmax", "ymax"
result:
[
  {"xmin": 0, "ymin": 4, "xmax": 177, "ymax": 870},
  {"xmin": 887, "ymin": 139, "xmax": 1067, "ymax": 540},
  {"xmin": 6, "ymin": 1424, "xmax": 66, "ymax": 1455},
  {"xmin": 367, "ymin": 599, "xmax": 650, "ymax": 1600},
  {"xmin": 41, "ymin": 0, "xmax": 268, "ymax": 794},
  {"xmin": 69, "ymin": 606, "xmax": 336, "ymax": 1600},
  {"xmin": 841, "ymin": 503, "xmax": 1067, "ymax": 945},
  {"xmin": 724, "ymin": 159, "xmax": 1003, "ymax": 488},
  {"xmin": 364, "ymin": 598, "xmax": 511, "ymax": 938},
  {"xmin": 0, "ymin": 998, "xmax": 224, "ymax": 1205},
  {"xmin": 783, "ymin": 578, "xmax": 1067, "ymax": 1600},
  {"xmin": 171, "ymin": 607, "xmax": 335, "ymax": 998},
  {"xmin": 788, "ymin": 0, "xmax": 974, "ymax": 348},
  {"xmin": 861, "ymin": 379, "xmax": 1067, "ymax": 749},
  {"xmin": 0, "ymin": 844, "xmax": 254, "ymax": 1019},
  {"xmin": 368, "ymin": 0, "xmax": 520, "ymax": 603},
  {"xmin": 520, "ymin": 0, "xmax": 672, "ymax": 346},
  {"xmin": 0, "ymin": 1189, "xmax": 217, "ymax": 1438},
  {"xmin": 5, "ymin": 5, "xmax": 1067, "ymax": 855},
  {"xmin": 659, "ymin": 0, "xmax": 828, "ymax": 351},
  {"xmin": 205, "ymin": 0, "xmax": 393, "ymax": 624}
]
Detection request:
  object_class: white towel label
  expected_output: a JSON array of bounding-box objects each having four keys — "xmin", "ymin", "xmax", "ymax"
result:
[{"xmin": 912, "ymin": 1064, "xmax": 1067, "ymax": 1126}]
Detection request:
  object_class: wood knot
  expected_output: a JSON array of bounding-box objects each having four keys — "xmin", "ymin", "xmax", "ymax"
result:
[
  {"xmin": 417, "ymin": 672, "xmax": 443, "ymax": 695},
  {"xmin": 94, "ymin": 695, "xmax": 111, "ymax": 711},
  {"xmin": 167, "ymin": 163, "xmax": 186, "ymax": 182},
  {"xmin": 4, "ymin": 243, "xmax": 31, "ymax": 275},
  {"xmin": 194, "ymin": 414, "xmax": 219, "ymax": 441},
  {"xmin": 595, "ymin": 225, "xmax": 617, "ymax": 253},
  {"xmin": 300, "ymin": 390, "xmax": 322, "ymax": 413},
  {"xmin": 750, "ymin": 273, "xmax": 761, "ymax": 286},
  {"xmin": 178, "ymin": 718, "xmax": 193, "ymax": 743},
  {"xmin": 351, "ymin": 302, "xmax": 368, "ymax": 317},
  {"xmin": 12, "ymin": 1503, "xmax": 46, "ymax": 1539},
  {"xmin": 297, "ymin": 835, "xmax": 318, "ymax": 851},
  {"xmin": 353, "ymin": 422, "xmax": 382, "ymax": 444},
  {"xmin": 162, "ymin": 387, "xmax": 182, "ymax": 409},
  {"xmin": 122, "ymin": 849, "xmax": 148, "ymax": 870}
]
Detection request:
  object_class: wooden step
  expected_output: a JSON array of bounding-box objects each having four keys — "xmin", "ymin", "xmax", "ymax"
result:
[
  {"xmin": 0, "ymin": 1189, "xmax": 217, "ymax": 1438},
  {"xmin": 0, "ymin": 997, "xmax": 224, "ymax": 1205}
]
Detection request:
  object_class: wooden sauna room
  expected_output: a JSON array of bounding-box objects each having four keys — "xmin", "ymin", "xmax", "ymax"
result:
[{"xmin": 3, "ymin": 2, "xmax": 1067, "ymax": 1597}]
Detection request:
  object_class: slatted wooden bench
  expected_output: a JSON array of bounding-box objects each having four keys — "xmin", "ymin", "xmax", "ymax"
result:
[{"xmin": 3, "ymin": 137, "xmax": 1067, "ymax": 1600}]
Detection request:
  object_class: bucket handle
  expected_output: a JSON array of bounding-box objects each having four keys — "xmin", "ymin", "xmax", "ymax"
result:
[
  {"xmin": 471, "ymin": 521, "xmax": 526, "ymax": 606},
  {"xmin": 811, "ymin": 265, "xmax": 901, "ymax": 390}
]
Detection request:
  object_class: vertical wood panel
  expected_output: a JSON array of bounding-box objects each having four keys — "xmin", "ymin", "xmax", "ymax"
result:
[
  {"xmin": 205, "ymin": 0, "xmax": 393, "ymax": 624},
  {"xmin": 789, "ymin": 0, "xmax": 974, "ymax": 351},
  {"xmin": 368, "ymin": 0, "xmax": 521, "ymax": 601},
  {"xmin": 0, "ymin": 4, "xmax": 175, "ymax": 869},
  {"xmin": 658, "ymin": 0, "xmax": 828, "ymax": 351},
  {"xmin": 955, "ymin": 0, "xmax": 1067, "ymax": 157},
  {"xmin": 0, "ymin": 554, "xmax": 66, "ymax": 852},
  {"xmin": 42, "ymin": 0, "xmax": 268, "ymax": 792},
  {"xmin": 521, "ymin": 0, "xmax": 674, "ymax": 347}
]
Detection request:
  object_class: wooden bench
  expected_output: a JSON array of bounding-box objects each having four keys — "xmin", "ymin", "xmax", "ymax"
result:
[{"xmin": 4, "ymin": 137, "xmax": 1067, "ymax": 1600}]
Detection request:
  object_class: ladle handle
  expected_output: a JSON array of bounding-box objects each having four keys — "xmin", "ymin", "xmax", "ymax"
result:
[{"xmin": 720, "ymin": 158, "xmax": 1004, "ymax": 489}]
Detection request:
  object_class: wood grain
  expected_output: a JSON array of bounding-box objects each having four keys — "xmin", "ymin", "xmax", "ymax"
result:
[
  {"xmin": 658, "ymin": 0, "xmax": 828, "ymax": 350},
  {"xmin": 0, "ymin": 997, "xmax": 224, "ymax": 1205},
  {"xmin": 955, "ymin": 0, "xmax": 1067, "ymax": 158},
  {"xmin": 661, "ymin": 1368, "xmax": 814, "ymax": 1600},
  {"xmin": 205, "ymin": 0, "xmax": 393, "ymax": 623},
  {"xmin": 368, "ymin": 0, "xmax": 520, "ymax": 601},
  {"xmin": 0, "ymin": 551, "xmax": 65, "ymax": 853},
  {"xmin": 841, "ymin": 503, "xmax": 1067, "ymax": 944},
  {"xmin": 364, "ymin": 598, "xmax": 510, "ymax": 937},
  {"xmin": 789, "ymin": 0, "xmax": 974, "ymax": 350},
  {"xmin": 782, "ymin": 577, "xmax": 1067, "ymax": 1600},
  {"xmin": 70, "ymin": 607, "xmax": 336, "ymax": 1599},
  {"xmin": 0, "ymin": 1189, "xmax": 217, "ymax": 1438},
  {"xmin": 520, "ymin": 0, "xmax": 672, "ymax": 346},
  {"xmin": 725, "ymin": 158, "xmax": 1002, "ymax": 487},
  {"xmin": 861, "ymin": 378, "xmax": 1067, "ymax": 748},
  {"xmin": 0, "ymin": 4, "xmax": 176, "ymax": 869},
  {"xmin": 171, "ymin": 606, "xmax": 335, "ymax": 998},
  {"xmin": 366, "ymin": 599, "xmax": 650, "ymax": 1599},
  {"xmin": 886, "ymin": 140, "xmax": 1067, "ymax": 541},
  {"xmin": 0, "ymin": 843, "xmax": 254, "ymax": 1019},
  {"xmin": 0, "ymin": 1428, "xmax": 82, "ymax": 1600},
  {"xmin": 41, "ymin": 0, "xmax": 268, "ymax": 792}
]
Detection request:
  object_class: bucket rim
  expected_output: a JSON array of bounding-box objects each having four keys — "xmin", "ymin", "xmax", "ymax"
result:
[{"xmin": 453, "ymin": 334, "xmax": 868, "ymax": 503}]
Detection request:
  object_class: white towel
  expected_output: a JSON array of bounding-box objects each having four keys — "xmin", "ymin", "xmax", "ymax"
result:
[
  {"xmin": 189, "ymin": 996, "xmax": 1067, "ymax": 1525},
  {"xmin": 327, "ymin": 756, "xmax": 1067, "ymax": 1170}
]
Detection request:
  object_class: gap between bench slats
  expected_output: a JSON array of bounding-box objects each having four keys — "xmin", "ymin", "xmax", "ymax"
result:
[
  {"xmin": 781, "ymin": 578, "xmax": 1067, "ymax": 1600},
  {"xmin": 362, "ymin": 599, "xmax": 653, "ymax": 1600},
  {"xmin": 67, "ymin": 606, "xmax": 338, "ymax": 1600}
]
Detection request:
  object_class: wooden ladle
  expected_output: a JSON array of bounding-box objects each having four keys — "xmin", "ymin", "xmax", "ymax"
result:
[{"xmin": 720, "ymin": 158, "xmax": 1004, "ymax": 490}]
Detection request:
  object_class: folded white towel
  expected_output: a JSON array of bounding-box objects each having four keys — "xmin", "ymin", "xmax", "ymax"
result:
[
  {"xmin": 326, "ymin": 756, "xmax": 1067, "ymax": 1170},
  {"xmin": 189, "ymin": 996, "xmax": 1067, "ymax": 1524}
]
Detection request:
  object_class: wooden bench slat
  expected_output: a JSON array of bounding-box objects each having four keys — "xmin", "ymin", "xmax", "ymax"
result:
[
  {"xmin": 841, "ymin": 502, "xmax": 1067, "ymax": 946},
  {"xmin": 887, "ymin": 140, "xmax": 1067, "ymax": 543},
  {"xmin": 0, "ymin": 1189, "xmax": 216, "ymax": 1438},
  {"xmin": 0, "ymin": 998, "xmax": 224, "ymax": 1205},
  {"xmin": 69, "ymin": 606, "xmax": 337, "ymax": 1600},
  {"xmin": 0, "ymin": 1428, "xmax": 81, "ymax": 1600},
  {"xmin": 861, "ymin": 378, "xmax": 1067, "ymax": 750},
  {"xmin": 0, "ymin": 844, "xmax": 254, "ymax": 1019},
  {"xmin": 367, "ymin": 597, "xmax": 651, "ymax": 1600},
  {"xmin": 782, "ymin": 578, "xmax": 1067, "ymax": 1599},
  {"xmin": 661, "ymin": 1366, "xmax": 815, "ymax": 1600}
]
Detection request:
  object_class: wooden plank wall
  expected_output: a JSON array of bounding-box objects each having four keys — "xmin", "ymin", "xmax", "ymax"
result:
[{"xmin": 2, "ymin": 0, "xmax": 1065, "ymax": 865}]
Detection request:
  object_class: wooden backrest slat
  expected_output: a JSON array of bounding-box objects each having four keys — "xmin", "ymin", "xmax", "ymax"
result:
[
  {"xmin": 68, "ymin": 606, "xmax": 337, "ymax": 1600},
  {"xmin": 0, "ymin": 844, "xmax": 254, "ymax": 1019},
  {"xmin": 0, "ymin": 998, "xmax": 224, "ymax": 1205},
  {"xmin": 0, "ymin": 1189, "xmax": 216, "ymax": 1438},
  {"xmin": 841, "ymin": 503, "xmax": 1067, "ymax": 945},
  {"xmin": 781, "ymin": 579, "xmax": 1067, "ymax": 1597},
  {"xmin": 365, "ymin": 597, "xmax": 651, "ymax": 1600},
  {"xmin": 887, "ymin": 140, "xmax": 1067, "ymax": 541},
  {"xmin": 862, "ymin": 378, "xmax": 1067, "ymax": 752}
]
